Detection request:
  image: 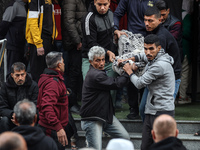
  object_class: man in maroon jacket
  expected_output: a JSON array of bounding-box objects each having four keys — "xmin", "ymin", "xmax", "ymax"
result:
[{"xmin": 37, "ymin": 51, "xmax": 68, "ymax": 150}]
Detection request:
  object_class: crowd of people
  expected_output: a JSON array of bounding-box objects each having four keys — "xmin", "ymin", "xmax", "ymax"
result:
[{"xmin": 0, "ymin": 0, "xmax": 195, "ymax": 149}]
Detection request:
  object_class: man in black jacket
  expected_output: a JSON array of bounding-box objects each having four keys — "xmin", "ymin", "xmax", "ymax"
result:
[
  {"xmin": 0, "ymin": 62, "xmax": 38, "ymax": 133},
  {"xmin": 80, "ymin": 46, "xmax": 130, "ymax": 150},
  {"xmin": 149, "ymin": 114, "xmax": 187, "ymax": 150},
  {"xmin": 81, "ymin": 0, "xmax": 126, "ymax": 104},
  {"xmin": 12, "ymin": 99, "xmax": 58, "ymax": 150}
]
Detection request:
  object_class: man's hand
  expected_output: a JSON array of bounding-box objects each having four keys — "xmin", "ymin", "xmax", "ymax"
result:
[
  {"xmin": 123, "ymin": 63, "xmax": 134, "ymax": 75},
  {"xmin": 107, "ymin": 50, "xmax": 115, "ymax": 62},
  {"xmin": 37, "ymin": 47, "xmax": 45, "ymax": 56},
  {"xmin": 77, "ymin": 43, "xmax": 82, "ymax": 50},
  {"xmin": 57, "ymin": 128, "xmax": 68, "ymax": 146},
  {"xmin": 11, "ymin": 113, "xmax": 19, "ymax": 126},
  {"xmin": 132, "ymin": 63, "xmax": 138, "ymax": 71},
  {"xmin": 114, "ymin": 30, "xmax": 128, "ymax": 39}
]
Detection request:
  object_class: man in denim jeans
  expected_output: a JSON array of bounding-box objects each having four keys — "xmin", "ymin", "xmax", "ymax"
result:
[{"xmin": 80, "ymin": 46, "xmax": 130, "ymax": 150}]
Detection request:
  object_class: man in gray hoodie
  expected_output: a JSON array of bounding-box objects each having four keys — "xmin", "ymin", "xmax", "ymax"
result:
[{"xmin": 123, "ymin": 34, "xmax": 175, "ymax": 150}]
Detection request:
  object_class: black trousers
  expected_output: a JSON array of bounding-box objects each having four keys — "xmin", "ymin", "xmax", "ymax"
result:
[
  {"xmin": 65, "ymin": 48, "xmax": 82, "ymax": 107},
  {"xmin": 29, "ymin": 37, "xmax": 53, "ymax": 83},
  {"xmin": 127, "ymin": 82, "xmax": 139, "ymax": 113}
]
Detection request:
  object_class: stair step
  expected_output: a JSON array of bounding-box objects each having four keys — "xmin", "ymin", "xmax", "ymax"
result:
[
  {"xmin": 76, "ymin": 131, "xmax": 200, "ymax": 150},
  {"xmin": 74, "ymin": 118, "xmax": 200, "ymax": 149},
  {"xmin": 75, "ymin": 118, "xmax": 200, "ymax": 134}
]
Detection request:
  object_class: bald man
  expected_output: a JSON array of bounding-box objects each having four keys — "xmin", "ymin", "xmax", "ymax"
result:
[
  {"xmin": 0, "ymin": 131, "xmax": 27, "ymax": 150},
  {"xmin": 149, "ymin": 114, "xmax": 186, "ymax": 150}
]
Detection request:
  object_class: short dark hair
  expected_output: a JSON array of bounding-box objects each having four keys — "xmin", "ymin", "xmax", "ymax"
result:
[
  {"xmin": 144, "ymin": 34, "xmax": 160, "ymax": 47},
  {"xmin": 14, "ymin": 99, "xmax": 36, "ymax": 125},
  {"xmin": 144, "ymin": 6, "xmax": 161, "ymax": 19},
  {"xmin": 11, "ymin": 62, "xmax": 26, "ymax": 73},
  {"xmin": 155, "ymin": 0, "xmax": 168, "ymax": 10}
]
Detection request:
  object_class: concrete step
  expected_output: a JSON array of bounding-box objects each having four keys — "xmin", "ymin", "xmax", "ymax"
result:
[
  {"xmin": 74, "ymin": 118, "xmax": 200, "ymax": 149},
  {"xmin": 75, "ymin": 118, "xmax": 200, "ymax": 134},
  {"xmin": 76, "ymin": 131, "xmax": 200, "ymax": 150}
]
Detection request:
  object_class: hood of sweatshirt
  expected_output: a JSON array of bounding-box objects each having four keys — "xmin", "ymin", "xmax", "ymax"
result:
[{"xmin": 12, "ymin": 125, "xmax": 46, "ymax": 146}]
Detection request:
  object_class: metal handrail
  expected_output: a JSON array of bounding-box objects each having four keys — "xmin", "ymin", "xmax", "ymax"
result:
[{"xmin": 0, "ymin": 39, "xmax": 7, "ymax": 82}]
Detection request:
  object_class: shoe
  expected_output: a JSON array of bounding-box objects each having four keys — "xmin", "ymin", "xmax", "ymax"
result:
[
  {"xmin": 127, "ymin": 113, "xmax": 140, "ymax": 120},
  {"xmin": 178, "ymin": 97, "xmax": 192, "ymax": 104},
  {"xmin": 70, "ymin": 105, "xmax": 80, "ymax": 114},
  {"xmin": 127, "ymin": 108, "xmax": 140, "ymax": 120}
]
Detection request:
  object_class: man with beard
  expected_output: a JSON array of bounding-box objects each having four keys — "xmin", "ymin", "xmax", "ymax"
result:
[{"xmin": 0, "ymin": 62, "xmax": 38, "ymax": 132}]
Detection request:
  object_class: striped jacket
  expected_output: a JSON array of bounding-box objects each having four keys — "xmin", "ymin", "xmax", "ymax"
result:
[
  {"xmin": 81, "ymin": 2, "xmax": 116, "ymax": 62},
  {"xmin": 26, "ymin": 0, "xmax": 57, "ymax": 48}
]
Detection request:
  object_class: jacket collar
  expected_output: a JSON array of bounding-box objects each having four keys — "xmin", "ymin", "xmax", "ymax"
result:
[{"xmin": 43, "ymin": 68, "xmax": 64, "ymax": 80}]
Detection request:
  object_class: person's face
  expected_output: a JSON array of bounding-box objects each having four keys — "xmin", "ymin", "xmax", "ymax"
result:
[
  {"xmin": 144, "ymin": 15, "xmax": 161, "ymax": 31},
  {"xmin": 160, "ymin": 9, "xmax": 170, "ymax": 23},
  {"xmin": 59, "ymin": 58, "xmax": 65, "ymax": 73},
  {"xmin": 94, "ymin": 0, "xmax": 110, "ymax": 15},
  {"xmin": 90, "ymin": 55, "xmax": 105, "ymax": 70},
  {"xmin": 144, "ymin": 43, "xmax": 161, "ymax": 61},
  {"xmin": 11, "ymin": 70, "xmax": 26, "ymax": 86}
]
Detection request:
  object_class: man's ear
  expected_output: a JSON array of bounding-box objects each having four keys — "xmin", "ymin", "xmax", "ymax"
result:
[
  {"xmin": 157, "ymin": 45, "xmax": 162, "ymax": 51},
  {"xmin": 158, "ymin": 17, "xmax": 162, "ymax": 23},
  {"xmin": 175, "ymin": 129, "xmax": 179, "ymax": 137},
  {"xmin": 167, "ymin": 8, "xmax": 170, "ymax": 13},
  {"xmin": 11, "ymin": 73, "xmax": 14, "ymax": 78},
  {"xmin": 89, "ymin": 60, "xmax": 92, "ymax": 64},
  {"xmin": 57, "ymin": 62, "xmax": 61, "ymax": 69},
  {"xmin": 33, "ymin": 114, "xmax": 37, "ymax": 124},
  {"xmin": 13, "ymin": 113, "xmax": 19, "ymax": 125},
  {"xmin": 151, "ymin": 130, "xmax": 156, "ymax": 141}
]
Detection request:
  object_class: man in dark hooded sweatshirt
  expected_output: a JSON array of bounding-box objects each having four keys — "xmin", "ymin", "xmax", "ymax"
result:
[{"xmin": 12, "ymin": 99, "xmax": 58, "ymax": 150}]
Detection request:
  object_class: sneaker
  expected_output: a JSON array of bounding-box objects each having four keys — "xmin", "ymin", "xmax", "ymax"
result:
[{"xmin": 178, "ymin": 97, "xmax": 192, "ymax": 104}]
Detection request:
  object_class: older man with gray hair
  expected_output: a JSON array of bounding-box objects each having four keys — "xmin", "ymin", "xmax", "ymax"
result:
[
  {"xmin": 12, "ymin": 99, "xmax": 58, "ymax": 150},
  {"xmin": 80, "ymin": 46, "xmax": 130, "ymax": 150},
  {"xmin": 37, "ymin": 51, "xmax": 69, "ymax": 150}
]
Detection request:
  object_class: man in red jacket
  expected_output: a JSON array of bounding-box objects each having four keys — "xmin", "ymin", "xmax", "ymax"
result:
[{"xmin": 37, "ymin": 51, "xmax": 68, "ymax": 150}]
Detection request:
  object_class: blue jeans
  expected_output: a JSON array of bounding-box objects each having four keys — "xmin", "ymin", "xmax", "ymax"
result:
[
  {"xmin": 174, "ymin": 79, "xmax": 181, "ymax": 99},
  {"xmin": 81, "ymin": 116, "xmax": 130, "ymax": 150},
  {"xmin": 139, "ymin": 87, "xmax": 149, "ymax": 122},
  {"xmin": 139, "ymin": 79, "xmax": 181, "ymax": 122}
]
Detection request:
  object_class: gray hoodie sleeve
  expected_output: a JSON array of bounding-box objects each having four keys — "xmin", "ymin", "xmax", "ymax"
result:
[
  {"xmin": 130, "ymin": 63, "xmax": 164, "ymax": 89},
  {"xmin": 134, "ymin": 53, "xmax": 148, "ymax": 63}
]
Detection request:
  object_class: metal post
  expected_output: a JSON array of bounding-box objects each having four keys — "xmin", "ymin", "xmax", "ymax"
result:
[{"xmin": 0, "ymin": 39, "xmax": 7, "ymax": 82}]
